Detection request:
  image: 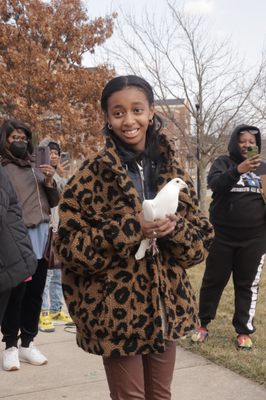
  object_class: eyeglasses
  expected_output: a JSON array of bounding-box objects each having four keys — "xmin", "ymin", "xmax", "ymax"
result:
[
  {"xmin": 239, "ymin": 129, "xmax": 259, "ymax": 135},
  {"xmin": 9, "ymin": 135, "xmax": 29, "ymax": 143}
]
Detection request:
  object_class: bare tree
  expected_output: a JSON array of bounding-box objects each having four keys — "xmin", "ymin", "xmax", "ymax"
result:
[
  {"xmin": 99, "ymin": 1, "xmax": 266, "ymax": 212},
  {"xmin": 248, "ymin": 61, "xmax": 266, "ymax": 129}
]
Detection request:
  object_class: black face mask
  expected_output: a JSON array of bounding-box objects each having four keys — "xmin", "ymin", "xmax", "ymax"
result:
[{"xmin": 9, "ymin": 141, "xmax": 28, "ymax": 159}]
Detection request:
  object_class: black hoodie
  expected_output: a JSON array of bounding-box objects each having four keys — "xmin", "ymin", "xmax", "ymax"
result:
[{"xmin": 208, "ymin": 124, "xmax": 266, "ymax": 240}]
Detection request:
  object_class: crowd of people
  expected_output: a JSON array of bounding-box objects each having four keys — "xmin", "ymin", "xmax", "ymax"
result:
[{"xmin": 0, "ymin": 74, "xmax": 265, "ymax": 399}]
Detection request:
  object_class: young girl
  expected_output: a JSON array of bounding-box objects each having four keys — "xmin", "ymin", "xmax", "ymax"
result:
[{"xmin": 54, "ymin": 75, "xmax": 213, "ymax": 399}]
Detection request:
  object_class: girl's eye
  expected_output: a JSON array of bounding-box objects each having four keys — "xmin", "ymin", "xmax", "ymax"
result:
[
  {"xmin": 113, "ymin": 110, "xmax": 124, "ymax": 117},
  {"xmin": 134, "ymin": 108, "xmax": 143, "ymax": 113}
]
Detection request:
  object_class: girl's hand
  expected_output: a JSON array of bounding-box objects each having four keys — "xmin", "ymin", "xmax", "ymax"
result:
[
  {"xmin": 138, "ymin": 212, "xmax": 177, "ymax": 239},
  {"xmin": 237, "ymin": 155, "xmax": 261, "ymax": 174}
]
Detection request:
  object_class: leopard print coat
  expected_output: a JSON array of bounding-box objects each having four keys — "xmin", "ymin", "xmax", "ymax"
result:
[{"xmin": 54, "ymin": 133, "xmax": 214, "ymax": 357}]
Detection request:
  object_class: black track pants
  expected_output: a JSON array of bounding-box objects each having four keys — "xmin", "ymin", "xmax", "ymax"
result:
[
  {"xmin": 0, "ymin": 290, "xmax": 11, "ymax": 326},
  {"xmin": 199, "ymin": 235, "xmax": 266, "ymax": 334}
]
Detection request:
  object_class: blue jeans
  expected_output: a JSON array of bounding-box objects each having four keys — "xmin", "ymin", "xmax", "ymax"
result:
[{"xmin": 42, "ymin": 269, "xmax": 63, "ymax": 312}]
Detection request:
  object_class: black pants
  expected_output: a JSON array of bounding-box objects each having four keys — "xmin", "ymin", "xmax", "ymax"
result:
[
  {"xmin": 1, "ymin": 258, "xmax": 48, "ymax": 348},
  {"xmin": 0, "ymin": 290, "xmax": 11, "ymax": 326},
  {"xmin": 199, "ymin": 234, "xmax": 266, "ymax": 334}
]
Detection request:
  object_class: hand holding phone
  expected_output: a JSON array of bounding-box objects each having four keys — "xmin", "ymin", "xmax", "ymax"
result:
[
  {"xmin": 238, "ymin": 144, "xmax": 261, "ymax": 174},
  {"xmin": 35, "ymin": 146, "xmax": 50, "ymax": 168},
  {"xmin": 59, "ymin": 152, "xmax": 71, "ymax": 171},
  {"xmin": 247, "ymin": 146, "xmax": 259, "ymax": 158}
]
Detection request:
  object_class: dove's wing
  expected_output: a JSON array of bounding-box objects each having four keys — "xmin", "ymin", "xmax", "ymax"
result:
[
  {"xmin": 152, "ymin": 180, "xmax": 181, "ymax": 219},
  {"xmin": 142, "ymin": 200, "xmax": 155, "ymax": 221}
]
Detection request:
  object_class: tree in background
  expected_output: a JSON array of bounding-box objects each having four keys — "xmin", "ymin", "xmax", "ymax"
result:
[
  {"xmin": 0, "ymin": 0, "xmax": 116, "ymax": 156},
  {"xmin": 101, "ymin": 0, "xmax": 266, "ymax": 211}
]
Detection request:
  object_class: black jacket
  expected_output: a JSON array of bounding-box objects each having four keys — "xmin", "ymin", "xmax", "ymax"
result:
[
  {"xmin": 0, "ymin": 166, "xmax": 37, "ymax": 292},
  {"xmin": 208, "ymin": 124, "xmax": 266, "ymax": 239}
]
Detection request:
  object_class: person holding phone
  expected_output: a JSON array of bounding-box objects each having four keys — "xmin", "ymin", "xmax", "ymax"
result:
[
  {"xmin": 0, "ymin": 119, "xmax": 59, "ymax": 371},
  {"xmin": 38, "ymin": 139, "xmax": 72, "ymax": 333},
  {"xmin": 192, "ymin": 124, "xmax": 266, "ymax": 349}
]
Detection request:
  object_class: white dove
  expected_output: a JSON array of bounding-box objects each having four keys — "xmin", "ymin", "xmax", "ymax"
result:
[{"xmin": 135, "ymin": 177, "xmax": 188, "ymax": 260}]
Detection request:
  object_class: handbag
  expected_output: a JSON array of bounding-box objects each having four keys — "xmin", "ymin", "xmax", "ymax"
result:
[{"xmin": 44, "ymin": 227, "xmax": 61, "ymax": 269}]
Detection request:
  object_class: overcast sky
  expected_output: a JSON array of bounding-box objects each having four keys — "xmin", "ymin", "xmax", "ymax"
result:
[{"xmin": 84, "ymin": 0, "xmax": 266, "ymax": 68}]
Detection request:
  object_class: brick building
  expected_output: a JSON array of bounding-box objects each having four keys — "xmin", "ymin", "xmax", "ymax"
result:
[{"xmin": 154, "ymin": 98, "xmax": 193, "ymax": 173}]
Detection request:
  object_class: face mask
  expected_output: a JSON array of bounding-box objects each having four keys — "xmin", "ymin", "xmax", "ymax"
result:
[{"xmin": 9, "ymin": 141, "xmax": 28, "ymax": 159}]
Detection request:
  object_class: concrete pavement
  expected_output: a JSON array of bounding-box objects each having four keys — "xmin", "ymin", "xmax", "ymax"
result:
[{"xmin": 0, "ymin": 325, "xmax": 265, "ymax": 400}]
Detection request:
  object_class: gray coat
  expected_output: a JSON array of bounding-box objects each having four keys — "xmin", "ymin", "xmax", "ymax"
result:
[
  {"xmin": 3, "ymin": 163, "xmax": 59, "ymax": 228},
  {"xmin": 0, "ymin": 165, "xmax": 37, "ymax": 292}
]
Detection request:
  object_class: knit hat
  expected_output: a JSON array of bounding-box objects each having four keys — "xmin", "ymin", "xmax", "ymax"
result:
[{"xmin": 39, "ymin": 138, "xmax": 61, "ymax": 155}]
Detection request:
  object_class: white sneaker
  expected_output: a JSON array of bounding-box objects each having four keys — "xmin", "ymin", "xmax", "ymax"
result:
[
  {"xmin": 2, "ymin": 347, "xmax": 20, "ymax": 371},
  {"xmin": 19, "ymin": 342, "xmax": 48, "ymax": 366}
]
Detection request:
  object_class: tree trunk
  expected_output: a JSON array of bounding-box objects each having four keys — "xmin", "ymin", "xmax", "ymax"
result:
[{"xmin": 199, "ymin": 163, "xmax": 208, "ymax": 215}]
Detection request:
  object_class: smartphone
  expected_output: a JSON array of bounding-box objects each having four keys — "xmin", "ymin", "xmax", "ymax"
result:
[
  {"xmin": 247, "ymin": 146, "xmax": 259, "ymax": 158},
  {"xmin": 35, "ymin": 146, "xmax": 50, "ymax": 167},
  {"xmin": 60, "ymin": 152, "xmax": 71, "ymax": 170}
]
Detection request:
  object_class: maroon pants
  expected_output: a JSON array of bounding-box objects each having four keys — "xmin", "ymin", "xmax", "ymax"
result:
[{"xmin": 102, "ymin": 341, "xmax": 176, "ymax": 400}]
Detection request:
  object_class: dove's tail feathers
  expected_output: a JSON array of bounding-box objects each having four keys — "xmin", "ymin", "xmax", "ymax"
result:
[{"xmin": 135, "ymin": 239, "xmax": 150, "ymax": 260}]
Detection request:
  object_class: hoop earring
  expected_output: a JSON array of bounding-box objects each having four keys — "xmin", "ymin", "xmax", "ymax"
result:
[
  {"xmin": 149, "ymin": 118, "xmax": 154, "ymax": 126},
  {"xmin": 107, "ymin": 123, "xmax": 112, "ymax": 130}
]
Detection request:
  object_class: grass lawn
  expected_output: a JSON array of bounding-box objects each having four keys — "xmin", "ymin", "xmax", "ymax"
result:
[{"xmin": 178, "ymin": 262, "xmax": 266, "ymax": 386}]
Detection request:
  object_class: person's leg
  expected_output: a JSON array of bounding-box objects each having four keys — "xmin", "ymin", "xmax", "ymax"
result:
[
  {"xmin": 49, "ymin": 268, "xmax": 73, "ymax": 325},
  {"xmin": 102, "ymin": 342, "xmax": 176, "ymax": 400},
  {"xmin": 39, "ymin": 269, "xmax": 55, "ymax": 333},
  {"xmin": 20, "ymin": 258, "xmax": 48, "ymax": 346},
  {"xmin": 1, "ymin": 283, "xmax": 26, "ymax": 348},
  {"xmin": 143, "ymin": 341, "xmax": 176, "ymax": 400},
  {"xmin": 198, "ymin": 237, "xmax": 234, "ymax": 327},
  {"xmin": 0, "ymin": 290, "xmax": 11, "ymax": 326},
  {"xmin": 18, "ymin": 259, "xmax": 48, "ymax": 365},
  {"xmin": 103, "ymin": 353, "xmax": 145, "ymax": 400},
  {"xmin": 49, "ymin": 269, "xmax": 63, "ymax": 313},
  {"xmin": 42, "ymin": 269, "xmax": 52, "ymax": 311},
  {"xmin": 232, "ymin": 236, "xmax": 266, "ymax": 335},
  {"xmin": 1, "ymin": 284, "xmax": 26, "ymax": 371}
]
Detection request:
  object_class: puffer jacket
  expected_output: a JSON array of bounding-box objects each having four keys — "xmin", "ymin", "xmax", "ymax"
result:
[
  {"xmin": 0, "ymin": 166, "xmax": 37, "ymax": 292},
  {"xmin": 54, "ymin": 133, "xmax": 214, "ymax": 357}
]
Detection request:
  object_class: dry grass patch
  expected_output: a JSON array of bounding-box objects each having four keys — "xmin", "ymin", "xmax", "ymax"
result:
[{"xmin": 178, "ymin": 262, "xmax": 266, "ymax": 386}]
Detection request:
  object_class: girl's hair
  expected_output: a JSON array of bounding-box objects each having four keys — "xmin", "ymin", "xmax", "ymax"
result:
[
  {"xmin": 0, "ymin": 118, "xmax": 34, "ymax": 154},
  {"xmin": 101, "ymin": 75, "xmax": 163, "ymax": 181},
  {"xmin": 101, "ymin": 75, "xmax": 155, "ymax": 112}
]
